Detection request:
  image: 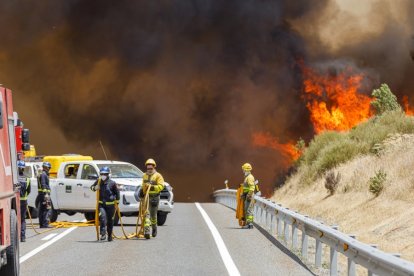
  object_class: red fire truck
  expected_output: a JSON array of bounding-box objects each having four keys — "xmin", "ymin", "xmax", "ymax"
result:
[{"xmin": 0, "ymin": 86, "xmax": 24, "ymax": 275}]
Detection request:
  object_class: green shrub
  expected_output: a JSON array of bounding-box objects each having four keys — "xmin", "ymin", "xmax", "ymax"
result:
[
  {"xmin": 371, "ymin": 84, "xmax": 401, "ymax": 115},
  {"xmin": 369, "ymin": 169, "xmax": 387, "ymax": 196}
]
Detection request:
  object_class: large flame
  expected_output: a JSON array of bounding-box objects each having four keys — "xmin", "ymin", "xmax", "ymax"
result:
[
  {"xmin": 252, "ymin": 132, "xmax": 301, "ymax": 162},
  {"xmin": 403, "ymin": 96, "xmax": 414, "ymax": 116},
  {"xmin": 302, "ymin": 66, "xmax": 373, "ymax": 133}
]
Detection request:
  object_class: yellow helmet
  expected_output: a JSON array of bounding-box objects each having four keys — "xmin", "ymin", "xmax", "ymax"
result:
[
  {"xmin": 145, "ymin": 158, "xmax": 157, "ymax": 167},
  {"xmin": 242, "ymin": 163, "xmax": 252, "ymax": 171}
]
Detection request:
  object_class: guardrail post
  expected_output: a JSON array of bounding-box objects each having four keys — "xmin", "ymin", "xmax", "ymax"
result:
[
  {"xmin": 347, "ymin": 235, "xmax": 356, "ymax": 276},
  {"xmin": 284, "ymin": 219, "xmax": 290, "ymax": 245},
  {"xmin": 330, "ymin": 225, "xmax": 339, "ymax": 276},
  {"xmin": 301, "ymin": 216, "xmax": 308, "ymax": 261},
  {"xmin": 368, "ymin": 245, "xmax": 378, "ymax": 276},
  {"xmin": 315, "ymin": 238, "xmax": 322, "ymax": 268},
  {"xmin": 292, "ymin": 219, "xmax": 298, "ymax": 250}
]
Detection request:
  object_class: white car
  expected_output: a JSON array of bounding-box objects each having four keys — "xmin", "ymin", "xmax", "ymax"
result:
[{"xmin": 26, "ymin": 160, "xmax": 174, "ymax": 225}]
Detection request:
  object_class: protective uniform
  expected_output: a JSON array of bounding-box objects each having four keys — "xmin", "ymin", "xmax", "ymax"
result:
[
  {"xmin": 18, "ymin": 161, "xmax": 30, "ymax": 242},
  {"xmin": 38, "ymin": 162, "xmax": 52, "ymax": 228},
  {"xmin": 242, "ymin": 163, "xmax": 255, "ymax": 229},
  {"xmin": 91, "ymin": 167, "xmax": 120, "ymax": 242},
  {"xmin": 140, "ymin": 159, "xmax": 164, "ymax": 238}
]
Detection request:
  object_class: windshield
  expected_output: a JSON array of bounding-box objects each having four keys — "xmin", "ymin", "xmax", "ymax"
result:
[{"xmin": 97, "ymin": 163, "xmax": 143, "ymax": 178}]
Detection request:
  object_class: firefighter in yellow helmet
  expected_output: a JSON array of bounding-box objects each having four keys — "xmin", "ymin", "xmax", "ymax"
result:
[
  {"xmin": 140, "ymin": 158, "xmax": 165, "ymax": 238},
  {"xmin": 241, "ymin": 163, "xmax": 255, "ymax": 229}
]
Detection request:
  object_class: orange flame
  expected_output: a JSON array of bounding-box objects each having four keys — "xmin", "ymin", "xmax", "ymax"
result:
[
  {"xmin": 252, "ymin": 132, "xmax": 301, "ymax": 161},
  {"xmin": 302, "ymin": 66, "xmax": 373, "ymax": 133},
  {"xmin": 403, "ymin": 96, "xmax": 414, "ymax": 116}
]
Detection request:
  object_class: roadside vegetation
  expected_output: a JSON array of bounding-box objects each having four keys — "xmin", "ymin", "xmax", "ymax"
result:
[{"xmin": 272, "ymin": 84, "xmax": 414, "ymax": 262}]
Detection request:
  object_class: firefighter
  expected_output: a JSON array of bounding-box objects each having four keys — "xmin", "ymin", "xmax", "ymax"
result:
[
  {"xmin": 140, "ymin": 158, "xmax": 164, "ymax": 238},
  {"xmin": 18, "ymin": 161, "xmax": 30, "ymax": 242},
  {"xmin": 241, "ymin": 163, "xmax": 255, "ymax": 229},
  {"xmin": 91, "ymin": 167, "xmax": 120, "ymax": 242},
  {"xmin": 38, "ymin": 162, "xmax": 52, "ymax": 228}
]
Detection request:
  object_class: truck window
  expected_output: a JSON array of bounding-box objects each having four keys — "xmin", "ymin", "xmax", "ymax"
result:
[
  {"xmin": 23, "ymin": 166, "xmax": 32, "ymax": 178},
  {"xmin": 81, "ymin": 164, "xmax": 97, "ymax": 180},
  {"xmin": 64, "ymin": 164, "xmax": 79, "ymax": 179}
]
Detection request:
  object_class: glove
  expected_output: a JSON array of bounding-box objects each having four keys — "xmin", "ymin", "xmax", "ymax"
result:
[
  {"xmin": 91, "ymin": 185, "xmax": 99, "ymax": 191},
  {"xmin": 45, "ymin": 194, "xmax": 50, "ymax": 201},
  {"xmin": 138, "ymin": 188, "xmax": 144, "ymax": 198}
]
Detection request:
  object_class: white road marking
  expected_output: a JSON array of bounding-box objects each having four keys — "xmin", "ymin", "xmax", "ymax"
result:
[
  {"xmin": 20, "ymin": 227, "xmax": 78, "ymax": 263},
  {"xmin": 195, "ymin": 202, "xmax": 240, "ymax": 276},
  {"xmin": 41, "ymin": 233, "xmax": 58, "ymax": 241}
]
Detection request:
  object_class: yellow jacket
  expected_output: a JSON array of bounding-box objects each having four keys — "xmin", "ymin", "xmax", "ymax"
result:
[
  {"xmin": 243, "ymin": 173, "xmax": 255, "ymax": 195},
  {"xmin": 143, "ymin": 171, "xmax": 165, "ymax": 195}
]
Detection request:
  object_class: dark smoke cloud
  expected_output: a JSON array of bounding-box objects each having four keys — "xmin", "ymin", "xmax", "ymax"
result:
[{"xmin": 0, "ymin": 0, "xmax": 413, "ymax": 201}]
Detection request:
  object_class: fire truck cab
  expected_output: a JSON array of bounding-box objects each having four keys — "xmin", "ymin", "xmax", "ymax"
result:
[{"xmin": 0, "ymin": 87, "xmax": 21, "ymax": 275}]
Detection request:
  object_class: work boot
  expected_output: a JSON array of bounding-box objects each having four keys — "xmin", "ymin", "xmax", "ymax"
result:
[
  {"xmin": 21, "ymin": 237, "xmax": 26, "ymax": 242},
  {"xmin": 100, "ymin": 233, "xmax": 106, "ymax": 240},
  {"xmin": 152, "ymin": 225, "xmax": 157, "ymax": 238},
  {"xmin": 108, "ymin": 235, "xmax": 113, "ymax": 242},
  {"xmin": 248, "ymin": 223, "xmax": 254, "ymax": 229},
  {"xmin": 144, "ymin": 225, "xmax": 151, "ymax": 239}
]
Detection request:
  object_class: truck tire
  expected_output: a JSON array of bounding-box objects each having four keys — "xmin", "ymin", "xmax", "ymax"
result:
[
  {"xmin": 84, "ymin": 212, "xmax": 95, "ymax": 221},
  {"xmin": 65, "ymin": 211, "xmax": 76, "ymax": 216},
  {"xmin": 28, "ymin": 206, "xmax": 39, "ymax": 219},
  {"xmin": 2, "ymin": 211, "xmax": 19, "ymax": 276},
  {"xmin": 113, "ymin": 212, "xmax": 119, "ymax": 226},
  {"xmin": 49, "ymin": 205, "xmax": 58, "ymax": 223},
  {"xmin": 157, "ymin": 212, "xmax": 167, "ymax": 226}
]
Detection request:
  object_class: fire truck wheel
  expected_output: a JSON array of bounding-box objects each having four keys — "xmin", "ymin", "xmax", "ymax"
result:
[
  {"xmin": 3, "ymin": 211, "xmax": 19, "ymax": 275},
  {"xmin": 28, "ymin": 206, "xmax": 39, "ymax": 219}
]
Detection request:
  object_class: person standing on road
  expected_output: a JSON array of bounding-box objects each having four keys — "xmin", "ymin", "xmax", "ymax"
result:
[
  {"xmin": 91, "ymin": 167, "xmax": 120, "ymax": 242},
  {"xmin": 38, "ymin": 162, "xmax": 52, "ymax": 228},
  {"xmin": 18, "ymin": 161, "xmax": 31, "ymax": 242},
  {"xmin": 140, "ymin": 159, "xmax": 164, "ymax": 238},
  {"xmin": 241, "ymin": 163, "xmax": 255, "ymax": 229}
]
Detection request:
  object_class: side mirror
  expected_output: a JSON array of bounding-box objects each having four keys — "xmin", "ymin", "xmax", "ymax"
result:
[
  {"xmin": 22, "ymin": 143, "xmax": 30, "ymax": 151},
  {"xmin": 224, "ymin": 179, "xmax": 229, "ymax": 189},
  {"xmin": 22, "ymin": 129, "xmax": 30, "ymax": 143},
  {"xmin": 87, "ymin": 173, "xmax": 99, "ymax": 180}
]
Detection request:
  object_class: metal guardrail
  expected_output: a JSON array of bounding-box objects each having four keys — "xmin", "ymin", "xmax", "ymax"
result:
[{"xmin": 214, "ymin": 189, "xmax": 414, "ymax": 276}]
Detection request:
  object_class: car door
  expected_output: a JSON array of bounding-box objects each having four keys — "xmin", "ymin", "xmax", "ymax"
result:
[
  {"xmin": 76, "ymin": 163, "xmax": 98, "ymax": 209},
  {"xmin": 55, "ymin": 163, "xmax": 81, "ymax": 209}
]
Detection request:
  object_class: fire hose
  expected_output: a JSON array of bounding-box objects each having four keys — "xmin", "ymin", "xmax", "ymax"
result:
[
  {"xmin": 25, "ymin": 180, "xmax": 150, "ymax": 240},
  {"xmin": 111, "ymin": 185, "xmax": 150, "ymax": 240}
]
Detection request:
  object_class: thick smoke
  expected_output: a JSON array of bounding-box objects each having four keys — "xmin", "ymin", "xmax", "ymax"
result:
[{"xmin": 0, "ymin": 0, "xmax": 413, "ymax": 201}]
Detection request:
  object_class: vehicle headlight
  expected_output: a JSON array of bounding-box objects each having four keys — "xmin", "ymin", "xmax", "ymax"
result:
[{"xmin": 117, "ymin": 184, "xmax": 136, "ymax": 192}]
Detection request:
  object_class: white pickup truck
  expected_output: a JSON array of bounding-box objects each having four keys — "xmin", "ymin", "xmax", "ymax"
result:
[{"xmin": 25, "ymin": 160, "xmax": 174, "ymax": 225}]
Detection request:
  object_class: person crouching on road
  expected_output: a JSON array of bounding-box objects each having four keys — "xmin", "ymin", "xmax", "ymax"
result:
[
  {"xmin": 241, "ymin": 163, "xmax": 255, "ymax": 229},
  {"xmin": 140, "ymin": 159, "xmax": 165, "ymax": 239},
  {"xmin": 91, "ymin": 167, "xmax": 120, "ymax": 242},
  {"xmin": 18, "ymin": 161, "xmax": 31, "ymax": 242},
  {"xmin": 38, "ymin": 162, "xmax": 52, "ymax": 228}
]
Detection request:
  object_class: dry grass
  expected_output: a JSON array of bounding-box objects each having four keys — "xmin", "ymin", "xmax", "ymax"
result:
[{"xmin": 272, "ymin": 133, "xmax": 414, "ymax": 265}]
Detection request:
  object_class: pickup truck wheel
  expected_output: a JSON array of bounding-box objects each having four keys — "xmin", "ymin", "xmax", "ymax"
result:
[
  {"xmin": 113, "ymin": 212, "xmax": 119, "ymax": 226},
  {"xmin": 84, "ymin": 212, "xmax": 95, "ymax": 221},
  {"xmin": 65, "ymin": 211, "xmax": 76, "ymax": 216},
  {"xmin": 157, "ymin": 212, "xmax": 167, "ymax": 226},
  {"xmin": 29, "ymin": 206, "xmax": 39, "ymax": 219},
  {"xmin": 49, "ymin": 205, "xmax": 58, "ymax": 223},
  {"xmin": 2, "ymin": 211, "xmax": 19, "ymax": 276}
]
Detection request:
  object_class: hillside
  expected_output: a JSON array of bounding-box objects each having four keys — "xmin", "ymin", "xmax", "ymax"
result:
[{"xmin": 272, "ymin": 111, "xmax": 414, "ymax": 262}]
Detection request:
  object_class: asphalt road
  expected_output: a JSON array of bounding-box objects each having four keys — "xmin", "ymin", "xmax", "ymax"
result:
[{"xmin": 20, "ymin": 203, "xmax": 312, "ymax": 276}]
